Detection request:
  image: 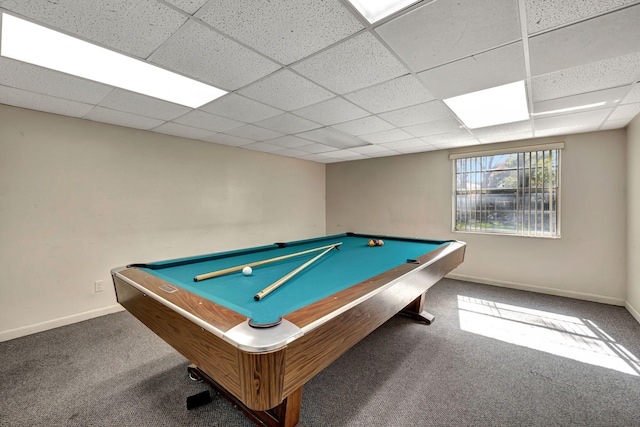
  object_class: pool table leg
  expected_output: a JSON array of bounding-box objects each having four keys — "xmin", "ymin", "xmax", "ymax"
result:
[
  {"xmin": 187, "ymin": 364, "xmax": 304, "ymax": 427},
  {"xmin": 399, "ymin": 293, "xmax": 435, "ymax": 324},
  {"xmin": 270, "ymin": 386, "xmax": 303, "ymax": 427}
]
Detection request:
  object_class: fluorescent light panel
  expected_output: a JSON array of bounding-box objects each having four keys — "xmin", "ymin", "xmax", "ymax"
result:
[
  {"xmin": 531, "ymin": 102, "xmax": 608, "ymax": 117},
  {"xmin": 444, "ymin": 81, "xmax": 530, "ymax": 129},
  {"xmin": 0, "ymin": 13, "xmax": 226, "ymax": 108},
  {"xmin": 347, "ymin": 0, "xmax": 420, "ymax": 23}
]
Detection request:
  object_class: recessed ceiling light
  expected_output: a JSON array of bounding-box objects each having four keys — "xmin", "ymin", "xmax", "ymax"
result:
[
  {"xmin": 531, "ymin": 102, "xmax": 608, "ymax": 117},
  {"xmin": 0, "ymin": 13, "xmax": 227, "ymax": 108},
  {"xmin": 347, "ymin": 0, "xmax": 420, "ymax": 24},
  {"xmin": 443, "ymin": 81, "xmax": 530, "ymax": 129}
]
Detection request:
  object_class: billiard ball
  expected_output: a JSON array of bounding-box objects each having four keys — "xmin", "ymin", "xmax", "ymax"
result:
[
  {"xmin": 368, "ymin": 239, "xmax": 375, "ymax": 246},
  {"xmin": 377, "ymin": 240, "xmax": 384, "ymax": 246},
  {"xmin": 242, "ymin": 266, "xmax": 252, "ymax": 276}
]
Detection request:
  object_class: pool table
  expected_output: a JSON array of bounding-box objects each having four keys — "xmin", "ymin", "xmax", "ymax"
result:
[{"xmin": 111, "ymin": 232, "xmax": 465, "ymax": 427}]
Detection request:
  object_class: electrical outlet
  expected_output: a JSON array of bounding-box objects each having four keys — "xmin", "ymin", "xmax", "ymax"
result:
[{"xmin": 94, "ymin": 280, "xmax": 104, "ymax": 293}]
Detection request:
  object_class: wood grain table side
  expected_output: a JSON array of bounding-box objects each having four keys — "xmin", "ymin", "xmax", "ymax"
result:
[{"xmin": 280, "ymin": 242, "xmax": 465, "ymax": 398}]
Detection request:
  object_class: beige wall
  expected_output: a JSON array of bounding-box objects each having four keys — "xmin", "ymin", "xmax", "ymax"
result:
[
  {"xmin": 327, "ymin": 130, "xmax": 628, "ymax": 305},
  {"xmin": 627, "ymin": 113, "xmax": 640, "ymax": 322},
  {"xmin": 0, "ymin": 105, "xmax": 326, "ymax": 341},
  {"xmin": 2, "ymin": 101, "xmax": 636, "ymax": 340}
]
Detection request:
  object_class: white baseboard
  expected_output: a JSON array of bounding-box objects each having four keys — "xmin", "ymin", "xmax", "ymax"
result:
[
  {"xmin": 0, "ymin": 304, "xmax": 125, "ymax": 343},
  {"xmin": 446, "ymin": 273, "xmax": 626, "ymax": 306},
  {"xmin": 625, "ymin": 301, "xmax": 640, "ymax": 325}
]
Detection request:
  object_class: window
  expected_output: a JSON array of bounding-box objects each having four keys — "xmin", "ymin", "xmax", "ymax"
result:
[{"xmin": 451, "ymin": 143, "xmax": 562, "ymax": 237}]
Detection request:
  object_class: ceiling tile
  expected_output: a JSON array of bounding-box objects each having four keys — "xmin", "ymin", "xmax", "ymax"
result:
[
  {"xmin": 238, "ymin": 69, "xmax": 334, "ymax": 111},
  {"xmin": 396, "ymin": 146, "xmax": 437, "ymax": 154},
  {"xmin": 525, "ymin": 0, "xmax": 640, "ymax": 34},
  {"xmin": 225, "ymin": 124, "xmax": 284, "ymax": 141},
  {"xmin": 478, "ymin": 131, "xmax": 534, "ymax": 144},
  {"xmin": 363, "ymin": 150, "xmax": 403, "ymax": 158},
  {"xmin": 241, "ymin": 141, "xmax": 284, "ymax": 153},
  {"xmin": 0, "ymin": 58, "xmax": 113, "ymax": 104},
  {"xmin": 470, "ymin": 120, "xmax": 532, "ymax": 139},
  {"xmin": 601, "ymin": 118, "xmax": 633, "ymax": 129},
  {"xmin": 470, "ymin": 121, "xmax": 533, "ymax": 143},
  {"xmin": 0, "ymin": 84, "xmax": 94, "ymax": 117},
  {"xmin": 378, "ymin": 101, "xmax": 454, "ymax": 127},
  {"xmin": 429, "ymin": 139, "xmax": 481, "ymax": 149},
  {"xmin": 292, "ymin": 32, "xmax": 408, "ymax": 94},
  {"xmin": 344, "ymin": 75, "xmax": 434, "ymax": 114},
  {"xmin": 84, "ymin": 106, "xmax": 164, "ymax": 130},
  {"xmin": 532, "ymin": 86, "xmax": 631, "ymax": 116},
  {"xmin": 533, "ymin": 108, "xmax": 612, "ymax": 132},
  {"xmin": 153, "ymin": 122, "xmax": 215, "ymax": 139},
  {"xmin": 622, "ymin": 84, "xmax": 640, "ymax": 104},
  {"xmin": 200, "ymin": 94, "xmax": 282, "ymax": 123},
  {"xmin": 254, "ymin": 113, "xmax": 321, "ymax": 134},
  {"xmin": 531, "ymin": 52, "xmax": 640, "ymax": 102},
  {"xmin": 376, "ymin": 0, "xmax": 521, "ymax": 72},
  {"xmin": 296, "ymin": 143, "xmax": 338, "ymax": 154},
  {"xmin": 418, "ymin": 42, "xmax": 526, "ymax": 99},
  {"xmin": 173, "ymin": 110, "xmax": 245, "ymax": 132},
  {"xmin": 535, "ymin": 125, "xmax": 598, "ymax": 138},
  {"xmin": 529, "ymin": 5, "xmax": 640, "ymax": 76},
  {"xmin": 267, "ymin": 135, "xmax": 317, "ymax": 148},
  {"xmin": 609, "ymin": 103, "xmax": 640, "ymax": 121},
  {"xmin": 293, "ymin": 97, "xmax": 369, "ymax": 126},
  {"xmin": 296, "ymin": 127, "xmax": 369, "ymax": 149},
  {"xmin": 330, "ymin": 115, "xmax": 395, "ymax": 136},
  {"xmin": 296, "ymin": 154, "xmax": 343, "ymax": 163},
  {"xmin": 164, "ymin": 0, "xmax": 208, "ymax": 15},
  {"xmin": 422, "ymin": 129, "xmax": 477, "ymax": 146},
  {"xmin": 319, "ymin": 150, "xmax": 367, "ymax": 160},
  {"xmin": 349, "ymin": 144, "xmax": 399, "ymax": 155},
  {"xmin": 2, "ymin": 0, "xmax": 639, "ymax": 163},
  {"xmin": 197, "ymin": 0, "xmax": 364, "ymax": 65},
  {"xmin": 271, "ymin": 148, "xmax": 310, "ymax": 158},
  {"xmin": 403, "ymin": 118, "xmax": 464, "ymax": 138},
  {"xmin": 150, "ymin": 20, "xmax": 280, "ymax": 91},
  {"xmin": 360, "ymin": 128, "xmax": 414, "ymax": 144},
  {"xmin": 0, "ymin": 0, "xmax": 187, "ymax": 58},
  {"xmin": 203, "ymin": 133, "xmax": 254, "ymax": 146},
  {"xmin": 98, "ymin": 89, "xmax": 191, "ymax": 121},
  {"xmin": 381, "ymin": 138, "xmax": 434, "ymax": 152}
]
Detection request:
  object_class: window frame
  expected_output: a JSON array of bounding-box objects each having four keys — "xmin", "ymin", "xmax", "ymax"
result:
[{"xmin": 450, "ymin": 143, "xmax": 563, "ymax": 238}]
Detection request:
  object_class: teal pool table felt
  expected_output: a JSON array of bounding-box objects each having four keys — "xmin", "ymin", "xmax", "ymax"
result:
[{"xmin": 139, "ymin": 234, "xmax": 447, "ymax": 325}]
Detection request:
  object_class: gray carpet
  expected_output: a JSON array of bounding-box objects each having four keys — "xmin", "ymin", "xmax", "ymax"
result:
[{"xmin": 2, "ymin": 279, "xmax": 640, "ymax": 426}]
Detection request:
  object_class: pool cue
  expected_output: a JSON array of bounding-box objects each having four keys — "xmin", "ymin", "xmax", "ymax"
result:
[
  {"xmin": 254, "ymin": 243, "xmax": 340, "ymax": 301},
  {"xmin": 194, "ymin": 242, "xmax": 343, "ymax": 282}
]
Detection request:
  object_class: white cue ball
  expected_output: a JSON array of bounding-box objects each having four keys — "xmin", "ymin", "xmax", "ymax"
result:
[{"xmin": 242, "ymin": 266, "xmax": 252, "ymax": 276}]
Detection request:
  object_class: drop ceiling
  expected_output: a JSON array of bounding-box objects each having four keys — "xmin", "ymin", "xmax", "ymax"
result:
[{"xmin": 1, "ymin": 0, "xmax": 639, "ymax": 163}]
